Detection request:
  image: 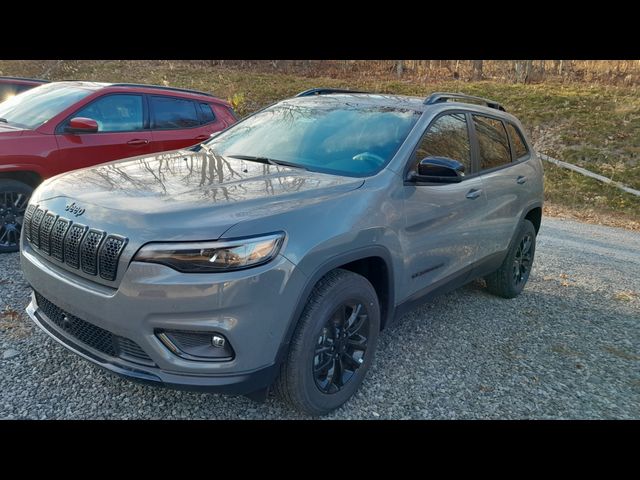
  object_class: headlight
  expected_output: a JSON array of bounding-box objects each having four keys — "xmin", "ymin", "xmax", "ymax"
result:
[{"xmin": 134, "ymin": 232, "xmax": 285, "ymax": 273}]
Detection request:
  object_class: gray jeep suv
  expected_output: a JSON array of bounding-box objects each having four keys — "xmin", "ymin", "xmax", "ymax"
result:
[{"xmin": 20, "ymin": 89, "xmax": 543, "ymax": 415}]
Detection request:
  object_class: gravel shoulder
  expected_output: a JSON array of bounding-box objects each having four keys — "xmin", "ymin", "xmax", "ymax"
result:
[{"xmin": 1, "ymin": 217, "xmax": 639, "ymax": 419}]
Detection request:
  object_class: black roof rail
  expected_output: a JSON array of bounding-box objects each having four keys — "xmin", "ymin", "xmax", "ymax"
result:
[
  {"xmin": 109, "ymin": 83, "xmax": 216, "ymax": 98},
  {"xmin": 424, "ymin": 92, "xmax": 506, "ymax": 111},
  {"xmin": 295, "ymin": 88, "xmax": 368, "ymax": 97},
  {"xmin": 0, "ymin": 76, "xmax": 50, "ymax": 83}
]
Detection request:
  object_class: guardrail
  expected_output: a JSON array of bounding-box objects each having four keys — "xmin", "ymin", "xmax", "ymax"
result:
[{"xmin": 539, "ymin": 153, "xmax": 640, "ymax": 197}]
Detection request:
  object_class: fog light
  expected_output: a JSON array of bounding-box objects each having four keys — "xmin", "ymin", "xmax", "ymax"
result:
[{"xmin": 156, "ymin": 330, "xmax": 234, "ymax": 361}]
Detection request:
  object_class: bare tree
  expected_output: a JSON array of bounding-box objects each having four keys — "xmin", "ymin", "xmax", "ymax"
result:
[{"xmin": 472, "ymin": 60, "xmax": 483, "ymax": 81}]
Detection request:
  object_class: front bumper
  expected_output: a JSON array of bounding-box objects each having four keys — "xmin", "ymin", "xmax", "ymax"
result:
[{"xmin": 21, "ymin": 241, "xmax": 307, "ymax": 394}]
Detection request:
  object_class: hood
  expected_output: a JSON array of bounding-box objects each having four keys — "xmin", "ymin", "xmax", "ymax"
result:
[{"xmin": 33, "ymin": 149, "xmax": 364, "ymax": 242}]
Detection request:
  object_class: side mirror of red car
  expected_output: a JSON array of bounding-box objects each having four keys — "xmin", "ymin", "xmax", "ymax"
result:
[{"xmin": 66, "ymin": 117, "xmax": 99, "ymax": 133}]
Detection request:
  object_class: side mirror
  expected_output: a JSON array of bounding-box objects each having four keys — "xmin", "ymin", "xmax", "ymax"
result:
[
  {"xmin": 409, "ymin": 156, "xmax": 465, "ymax": 183},
  {"xmin": 66, "ymin": 117, "xmax": 98, "ymax": 133}
]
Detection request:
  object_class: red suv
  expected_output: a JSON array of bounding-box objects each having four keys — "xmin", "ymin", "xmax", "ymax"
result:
[
  {"xmin": 0, "ymin": 76, "xmax": 49, "ymax": 102},
  {"xmin": 0, "ymin": 81, "xmax": 237, "ymax": 252}
]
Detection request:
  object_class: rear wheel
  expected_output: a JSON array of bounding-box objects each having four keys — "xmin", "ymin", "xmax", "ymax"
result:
[
  {"xmin": 0, "ymin": 179, "xmax": 33, "ymax": 253},
  {"xmin": 275, "ymin": 269, "xmax": 380, "ymax": 416},
  {"xmin": 485, "ymin": 219, "xmax": 536, "ymax": 298}
]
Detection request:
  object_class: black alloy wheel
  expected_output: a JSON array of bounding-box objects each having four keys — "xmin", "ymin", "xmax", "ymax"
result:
[
  {"xmin": 512, "ymin": 233, "xmax": 533, "ymax": 287},
  {"xmin": 0, "ymin": 181, "xmax": 32, "ymax": 253},
  {"xmin": 313, "ymin": 301, "xmax": 370, "ymax": 394}
]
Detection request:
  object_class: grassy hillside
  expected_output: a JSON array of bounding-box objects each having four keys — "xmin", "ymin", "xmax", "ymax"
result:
[{"xmin": 1, "ymin": 60, "xmax": 639, "ymax": 228}]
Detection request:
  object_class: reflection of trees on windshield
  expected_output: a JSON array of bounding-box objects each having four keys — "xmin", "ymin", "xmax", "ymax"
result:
[{"xmin": 202, "ymin": 97, "xmax": 421, "ymax": 177}]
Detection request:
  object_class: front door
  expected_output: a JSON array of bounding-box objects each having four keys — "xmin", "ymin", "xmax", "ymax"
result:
[
  {"xmin": 54, "ymin": 93, "xmax": 152, "ymax": 173},
  {"xmin": 401, "ymin": 112, "xmax": 488, "ymax": 300}
]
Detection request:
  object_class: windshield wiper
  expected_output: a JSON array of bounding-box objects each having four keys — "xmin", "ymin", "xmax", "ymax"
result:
[
  {"xmin": 0, "ymin": 118, "xmax": 7, "ymax": 123},
  {"xmin": 227, "ymin": 154, "xmax": 307, "ymax": 171}
]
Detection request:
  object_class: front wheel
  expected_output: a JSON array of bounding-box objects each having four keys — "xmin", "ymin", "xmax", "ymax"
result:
[
  {"xmin": 275, "ymin": 269, "xmax": 380, "ymax": 416},
  {"xmin": 0, "ymin": 179, "xmax": 33, "ymax": 253},
  {"xmin": 485, "ymin": 219, "xmax": 536, "ymax": 299}
]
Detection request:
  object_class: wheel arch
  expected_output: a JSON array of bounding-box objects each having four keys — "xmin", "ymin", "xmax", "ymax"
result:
[
  {"xmin": 276, "ymin": 246, "xmax": 396, "ymax": 366},
  {"xmin": 0, "ymin": 169, "xmax": 44, "ymax": 188},
  {"xmin": 521, "ymin": 202, "xmax": 543, "ymax": 234}
]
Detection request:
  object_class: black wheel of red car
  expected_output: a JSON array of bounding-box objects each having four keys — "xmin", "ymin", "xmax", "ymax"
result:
[
  {"xmin": 0, "ymin": 179, "xmax": 33, "ymax": 253},
  {"xmin": 275, "ymin": 268, "xmax": 380, "ymax": 416}
]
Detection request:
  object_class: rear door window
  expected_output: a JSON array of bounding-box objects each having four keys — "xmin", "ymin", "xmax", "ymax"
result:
[
  {"xmin": 472, "ymin": 114, "xmax": 512, "ymax": 171},
  {"xmin": 150, "ymin": 96, "xmax": 200, "ymax": 129}
]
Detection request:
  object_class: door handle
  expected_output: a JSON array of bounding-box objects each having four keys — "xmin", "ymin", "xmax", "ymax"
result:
[
  {"xmin": 466, "ymin": 188, "xmax": 482, "ymax": 199},
  {"xmin": 517, "ymin": 175, "xmax": 527, "ymax": 184},
  {"xmin": 127, "ymin": 139, "xmax": 149, "ymax": 146},
  {"xmin": 195, "ymin": 135, "xmax": 209, "ymax": 141}
]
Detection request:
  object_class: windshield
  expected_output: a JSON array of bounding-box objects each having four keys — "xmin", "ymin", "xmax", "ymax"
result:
[
  {"xmin": 203, "ymin": 99, "xmax": 422, "ymax": 177},
  {"xmin": 0, "ymin": 83, "xmax": 94, "ymax": 129}
]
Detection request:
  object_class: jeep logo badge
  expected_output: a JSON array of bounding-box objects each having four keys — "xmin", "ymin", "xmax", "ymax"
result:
[{"xmin": 65, "ymin": 202, "xmax": 85, "ymax": 217}]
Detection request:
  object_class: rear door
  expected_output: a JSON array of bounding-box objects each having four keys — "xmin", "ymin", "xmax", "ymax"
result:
[
  {"xmin": 401, "ymin": 111, "xmax": 488, "ymax": 299},
  {"xmin": 54, "ymin": 93, "xmax": 152, "ymax": 171},
  {"xmin": 148, "ymin": 95, "xmax": 223, "ymax": 153},
  {"xmin": 471, "ymin": 114, "xmax": 537, "ymax": 255}
]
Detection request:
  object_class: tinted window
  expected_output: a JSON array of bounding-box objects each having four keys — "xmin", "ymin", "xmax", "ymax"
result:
[
  {"xmin": 473, "ymin": 115, "xmax": 511, "ymax": 170},
  {"xmin": 150, "ymin": 96, "xmax": 200, "ymax": 129},
  {"xmin": 506, "ymin": 123, "xmax": 529, "ymax": 159},
  {"xmin": 414, "ymin": 113, "xmax": 471, "ymax": 173},
  {"xmin": 205, "ymin": 100, "xmax": 421, "ymax": 177},
  {"xmin": 199, "ymin": 103, "xmax": 215, "ymax": 124},
  {"xmin": 73, "ymin": 94, "xmax": 143, "ymax": 132},
  {"xmin": 0, "ymin": 83, "xmax": 93, "ymax": 129}
]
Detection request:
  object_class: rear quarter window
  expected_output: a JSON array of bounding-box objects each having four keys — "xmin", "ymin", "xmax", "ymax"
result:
[{"xmin": 506, "ymin": 123, "xmax": 530, "ymax": 159}]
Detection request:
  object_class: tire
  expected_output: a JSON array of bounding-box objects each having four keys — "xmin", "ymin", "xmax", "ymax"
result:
[
  {"xmin": 485, "ymin": 219, "xmax": 536, "ymax": 299},
  {"xmin": 275, "ymin": 269, "xmax": 380, "ymax": 416},
  {"xmin": 0, "ymin": 179, "xmax": 33, "ymax": 254}
]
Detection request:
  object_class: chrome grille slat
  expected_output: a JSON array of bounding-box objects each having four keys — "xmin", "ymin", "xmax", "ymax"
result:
[{"xmin": 26, "ymin": 203, "xmax": 127, "ymax": 281}]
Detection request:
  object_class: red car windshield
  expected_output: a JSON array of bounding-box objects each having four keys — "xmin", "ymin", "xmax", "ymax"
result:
[{"xmin": 0, "ymin": 83, "xmax": 93, "ymax": 129}]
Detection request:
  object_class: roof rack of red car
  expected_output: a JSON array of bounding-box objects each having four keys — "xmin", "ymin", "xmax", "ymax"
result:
[
  {"xmin": 295, "ymin": 88, "xmax": 369, "ymax": 97},
  {"xmin": 110, "ymin": 83, "xmax": 216, "ymax": 98},
  {"xmin": 424, "ymin": 92, "xmax": 506, "ymax": 112},
  {"xmin": 0, "ymin": 76, "xmax": 49, "ymax": 83}
]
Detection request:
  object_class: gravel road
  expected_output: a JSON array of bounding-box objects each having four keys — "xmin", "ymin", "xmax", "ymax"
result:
[{"xmin": 1, "ymin": 217, "xmax": 639, "ymax": 419}]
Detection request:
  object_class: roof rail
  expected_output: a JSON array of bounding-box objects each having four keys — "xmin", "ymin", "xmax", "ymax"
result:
[
  {"xmin": 109, "ymin": 83, "xmax": 216, "ymax": 98},
  {"xmin": 295, "ymin": 88, "xmax": 368, "ymax": 97},
  {"xmin": 424, "ymin": 92, "xmax": 505, "ymax": 111},
  {"xmin": 0, "ymin": 76, "xmax": 50, "ymax": 83}
]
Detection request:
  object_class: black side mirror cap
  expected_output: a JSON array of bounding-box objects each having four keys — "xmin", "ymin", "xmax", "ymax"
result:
[{"xmin": 408, "ymin": 156, "xmax": 465, "ymax": 184}]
